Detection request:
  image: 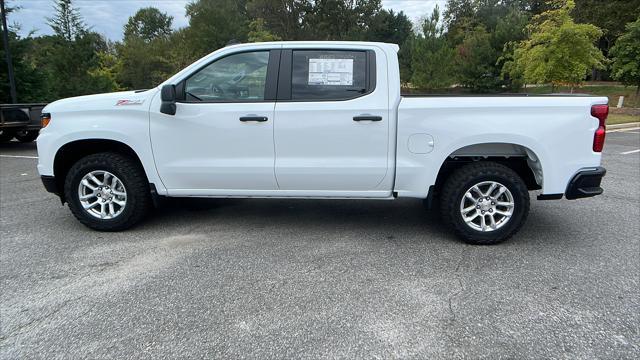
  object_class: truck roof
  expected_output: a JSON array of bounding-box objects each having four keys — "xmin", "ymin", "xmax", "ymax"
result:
[{"xmin": 223, "ymin": 41, "xmax": 400, "ymax": 53}]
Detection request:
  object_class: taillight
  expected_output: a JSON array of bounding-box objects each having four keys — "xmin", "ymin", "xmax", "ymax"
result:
[{"xmin": 591, "ymin": 105, "xmax": 608, "ymax": 152}]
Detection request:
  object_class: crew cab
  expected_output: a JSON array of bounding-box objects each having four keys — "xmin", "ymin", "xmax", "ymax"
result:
[{"xmin": 36, "ymin": 41, "xmax": 608, "ymax": 244}]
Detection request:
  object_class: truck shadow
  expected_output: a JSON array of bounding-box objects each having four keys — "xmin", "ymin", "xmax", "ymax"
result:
[
  {"xmin": 144, "ymin": 197, "xmax": 567, "ymax": 245},
  {"xmin": 150, "ymin": 197, "xmax": 449, "ymax": 236},
  {"xmin": 0, "ymin": 140, "xmax": 37, "ymax": 150}
]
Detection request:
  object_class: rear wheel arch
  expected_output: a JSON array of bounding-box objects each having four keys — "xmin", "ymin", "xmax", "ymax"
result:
[{"xmin": 425, "ymin": 142, "xmax": 543, "ymax": 209}]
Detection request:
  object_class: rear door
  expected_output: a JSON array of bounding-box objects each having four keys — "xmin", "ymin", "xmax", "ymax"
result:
[{"xmin": 273, "ymin": 47, "xmax": 392, "ymax": 195}]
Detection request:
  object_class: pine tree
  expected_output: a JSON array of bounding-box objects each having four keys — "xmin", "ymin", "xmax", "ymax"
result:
[{"xmin": 47, "ymin": 0, "xmax": 86, "ymax": 41}]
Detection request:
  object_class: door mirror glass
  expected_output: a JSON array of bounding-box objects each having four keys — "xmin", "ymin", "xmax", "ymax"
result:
[{"xmin": 160, "ymin": 84, "xmax": 176, "ymax": 115}]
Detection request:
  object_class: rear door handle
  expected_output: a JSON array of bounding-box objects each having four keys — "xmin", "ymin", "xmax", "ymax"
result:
[
  {"xmin": 240, "ymin": 116, "xmax": 268, "ymax": 122},
  {"xmin": 353, "ymin": 115, "xmax": 382, "ymax": 122}
]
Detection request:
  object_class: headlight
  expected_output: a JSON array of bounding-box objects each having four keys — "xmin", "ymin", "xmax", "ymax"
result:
[{"xmin": 41, "ymin": 113, "xmax": 51, "ymax": 128}]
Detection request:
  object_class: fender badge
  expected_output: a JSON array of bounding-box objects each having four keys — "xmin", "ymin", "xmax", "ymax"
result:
[{"xmin": 116, "ymin": 99, "xmax": 144, "ymax": 106}]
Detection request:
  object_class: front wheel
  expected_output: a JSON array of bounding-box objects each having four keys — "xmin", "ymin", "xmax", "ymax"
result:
[
  {"xmin": 64, "ymin": 152, "xmax": 151, "ymax": 231},
  {"xmin": 14, "ymin": 130, "xmax": 39, "ymax": 143},
  {"xmin": 440, "ymin": 162, "xmax": 530, "ymax": 245}
]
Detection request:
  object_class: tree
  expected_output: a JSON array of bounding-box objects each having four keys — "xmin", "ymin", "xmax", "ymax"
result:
[
  {"xmin": 572, "ymin": 0, "xmax": 640, "ymax": 80},
  {"xmin": 306, "ymin": 0, "xmax": 382, "ymax": 40},
  {"xmin": 365, "ymin": 9, "xmax": 412, "ymax": 44},
  {"xmin": 443, "ymin": 0, "xmax": 475, "ymax": 44},
  {"xmin": 572, "ymin": 0, "xmax": 640, "ymax": 51},
  {"xmin": 247, "ymin": 18, "xmax": 281, "ymax": 42},
  {"xmin": 116, "ymin": 7, "xmax": 175, "ymax": 89},
  {"xmin": 36, "ymin": 0, "xmax": 117, "ymax": 98},
  {"xmin": 455, "ymin": 26, "xmax": 499, "ymax": 91},
  {"xmin": 47, "ymin": 0, "xmax": 85, "ymax": 41},
  {"xmin": 609, "ymin": 18, "xmax": 640, "ymax": 95},
  {"xmin": 117, "ymin": 37, "xmax": 172, "ymax": 89},
  {"xmin": 411, "ymin": 6, "xmax": 456, "ymax": 89},
  {"xmin": 365, "ymin": 9, "xmax": 413, "ymax": 82},
  {"xmin": 247, "ymin": 0, "xmax": 312, "ymax": 40},
  {"xmin": 123, "ymin": 7, "xmax": 173, "ymax": 43},
  {"xmin": 88, "ymin": 44, "xmax": 122, "ymax": 93},
  {"xmin": 504, "ymin": 0, "xmax": 605, "ymax": 90},
  {"xmin": 0, "ymin": 31, "xmax": 50, "ymax": 102},
  {"xmin": 184, "ymin": 0, "xmax": 249, "ymax": 58}
]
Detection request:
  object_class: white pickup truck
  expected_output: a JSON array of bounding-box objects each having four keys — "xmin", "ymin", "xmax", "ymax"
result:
[{"xmin": 37, "ymin": 41, "xmax": 608, "ymax": 244}]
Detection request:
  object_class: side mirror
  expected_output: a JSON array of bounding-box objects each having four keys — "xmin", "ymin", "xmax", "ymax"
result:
[{"xmin": 160, "ymin": 84, "xmax": 176, "ymax": 115}]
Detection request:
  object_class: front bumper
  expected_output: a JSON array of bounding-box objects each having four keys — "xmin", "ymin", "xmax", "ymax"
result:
[
  {"xmin": 565, "ymin": 167, "xmax": 606, "ymax": 200},
  {"xmin": 41, "ymin": 175, "xmax": 60, "ymax": 196}
]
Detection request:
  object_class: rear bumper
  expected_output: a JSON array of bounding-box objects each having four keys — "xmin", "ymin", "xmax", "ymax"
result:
[{"xmin": 565, "ymin": 167, "xmax": 606, "ymax": 200}]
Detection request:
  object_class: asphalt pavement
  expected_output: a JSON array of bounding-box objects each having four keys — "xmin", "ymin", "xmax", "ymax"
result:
[{"xmin": 1, "ymin": 129, "xmax": 638, "ymax": 359}]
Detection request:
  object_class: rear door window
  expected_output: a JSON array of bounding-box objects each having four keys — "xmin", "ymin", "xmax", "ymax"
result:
[{"xmin": 290, "ymin": 50, "xmax": 369, "ymax": 101}]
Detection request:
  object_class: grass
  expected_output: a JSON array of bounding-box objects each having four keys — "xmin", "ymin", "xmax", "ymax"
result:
[
  {"xmin": 404, "ymin": 82, "xmax": 640, "ymax": 109},
  {"xmin": 525, "ymin": 84, "xmax": 640, "ymax": 108},
  {"xmin": 608, "ymin": 113, "xmax": 640, "ymax": 125}
]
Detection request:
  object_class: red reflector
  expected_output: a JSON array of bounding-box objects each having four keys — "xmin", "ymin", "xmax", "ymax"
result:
[
  {"xmin": 593, "ymin": 126, "xmax": 606, "ymax": 152},
  {"xmin": 591, "ymin": 104, "xmax": 608, "ymax": 152}
]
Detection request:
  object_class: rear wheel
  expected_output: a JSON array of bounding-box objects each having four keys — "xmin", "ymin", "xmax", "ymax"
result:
[
  {"xmin": 14, "ymin": 130, "xmax": 39, "ymax": 143},
  {"xmin": 440, "ymin": 162, "xmax": 529, "ymax": 245},
  {"xmin": 64, "ymin": 152, "xmax": 151, "ymax": 231},
  {"xmin": 0, "ymin": 129, "xmax": 15, "ymax": 142}
]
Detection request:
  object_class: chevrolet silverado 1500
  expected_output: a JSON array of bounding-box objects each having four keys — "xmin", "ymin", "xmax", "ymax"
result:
[{"xmin": 36, "ymin": 41, "xmax": 608, "ymax": 244}]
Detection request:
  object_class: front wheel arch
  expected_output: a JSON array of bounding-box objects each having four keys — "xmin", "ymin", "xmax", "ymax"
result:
[{"xmin": 54, "ymin": 139, "xmax": 148, "ymax": 202}]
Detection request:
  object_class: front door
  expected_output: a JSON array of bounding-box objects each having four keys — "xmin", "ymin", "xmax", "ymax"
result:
[{"xmin": 150, "ymin": 50, "xmax": 279, "ymax": 194}]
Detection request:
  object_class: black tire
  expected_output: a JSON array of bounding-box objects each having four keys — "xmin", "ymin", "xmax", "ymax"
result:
[
  {"xmin": 439, "ymin": 162, "xmax": 530, "ymax": 245},
  {"xmin": 14, "ymin": 130, "xmax": 39, "ymax": 143},
  {"xmin": 64, "ymin": 152, "xmax": 151, "ymax": 231},
  {"xmin": 0, "ymin": 129, "xmax": 15, "ymax": 142}
]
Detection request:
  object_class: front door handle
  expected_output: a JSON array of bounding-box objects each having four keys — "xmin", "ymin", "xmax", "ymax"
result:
[
  {"xmin": 240, "ymin": 116, "xmax": 268, "ymax": 122},
  {"xmin": 353, "ymin": 115, "xmax": 382, "ymax": 122}
]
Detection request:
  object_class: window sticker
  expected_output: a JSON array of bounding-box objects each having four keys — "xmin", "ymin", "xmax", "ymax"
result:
[{"xmin": 308, "ymin": 58, "xmax": 354, "ymax": 86}]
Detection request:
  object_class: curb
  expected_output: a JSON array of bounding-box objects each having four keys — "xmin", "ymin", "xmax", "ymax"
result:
[{"xmin": 608, "ymin": 122, "xmax": 639, "ymax": 130}]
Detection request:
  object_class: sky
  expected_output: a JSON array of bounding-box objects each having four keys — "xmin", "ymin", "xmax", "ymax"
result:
[{"xmin": 10, "ymin": 0, "xmax": 447, "ymax": 41}]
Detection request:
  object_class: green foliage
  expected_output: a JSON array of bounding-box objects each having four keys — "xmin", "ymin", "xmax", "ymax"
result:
[
  {"xmin": 116, "ymin": 7, "xmax": 175, "ymax": 89},
  {"xmin": 116, "ymin": 37, "xmax": 173, "ymax": 90},
  {"xmin": 411, "ymin": 7, "xmax": 456, "ymax": 89},
  {"xmin": 303, "ymin": 0, "xmax": 382, "ymax": 40},
  {"xmin": 440, "ymin": 0, "xmax": 530, "ymax": 91},
  {"xmin": 247, "ymin": 0, "xmax": 312, "ymax": 40},
  {"xmin": 123, "ymin": 7, "xmax": 173, "ymax": 43},
  {"xmin": 47, "ymin": 0, "xmax": 85, "ymax": 41},
  {"xmin": 455, "ymin": 27, "xmax": 500, "ymax": 91},
  {"xmin": 19, "ymin": 0, "xmax": 118, "ymax": 100},
  {"xmin": 505, "ymin": 0, "xmax": 606, "ymax": 88},
  {"xmin": 88, "ymin": 49, "xmax": 123, "ymax": 93},
  {"xmin": 0, "ymin": 32, "xmax": 49, "ymax": 102},
  {"xmin": 2, "ymin": 0, "xmax": 637, "ymax": 102},
  {"xmin": 609, "ymin": 18, "xmax": 640, "ymax": 93},
  {"xmin": 443, "ymin": 0, "xmax": 536, "ymax": 44},
  {"xmin": 247, "ymin": 18, "xmax": 282, "ymax": 42},
  {"xmin": 572, "ymin": 0, "xmax": 640, "ymax": 49},
  {"xmin": 47, "ymin": 32, "xmax": 114, "ymax": 97},
  {"xmin": 184, "ymin": 0, "xmax": 249, "ymax": 58},
  {"xmin": 365, "ymin": 9, "xmax": 413, "ymax": 82}
]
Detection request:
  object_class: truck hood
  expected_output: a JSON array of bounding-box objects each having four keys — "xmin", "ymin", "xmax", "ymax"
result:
[{"xmin": 42, "ymin": 89, "xmax": 158, "ymax": 114}]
